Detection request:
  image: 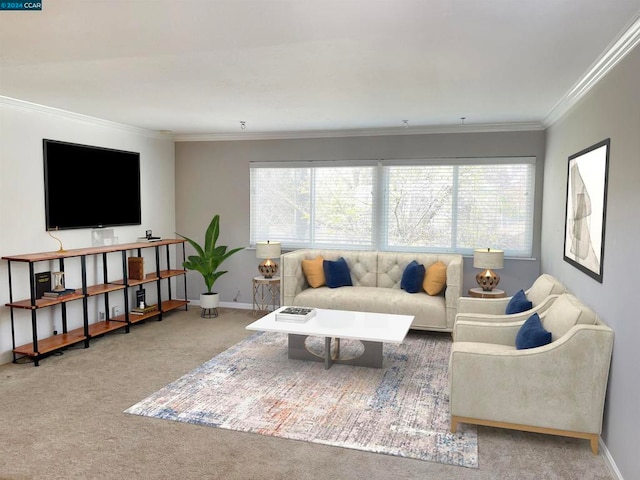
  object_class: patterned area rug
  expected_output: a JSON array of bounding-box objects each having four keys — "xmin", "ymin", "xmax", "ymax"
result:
[{"xmin": 125, "ymin": 331, "xmax": 478, "ymax": 468}]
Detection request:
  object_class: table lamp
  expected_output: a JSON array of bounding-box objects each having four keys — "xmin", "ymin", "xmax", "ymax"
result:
[
  {"xmin": 256, "ymin": 241, "xmax": 281, "ymax": 278},
  {"xmin": 473, "ymin": 248, "xmax": 504, "ymax": 291}
]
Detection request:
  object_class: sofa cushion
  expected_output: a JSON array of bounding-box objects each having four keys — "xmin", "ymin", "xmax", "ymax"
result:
[
  {"xmin": 423, "ymin": 261, "xmax": 447, "ymax": 295},
  {"xmin": 506, "ymin": 289, "xmax": 532, "ymax": 314},
  {"xmin": 323, "ymin": 257, "xmax": 353, "ymax": 288},
  {"xmin": 302, "ymin": 256, "xmax": 325, "ymax": 288},
  {"xmin": 542, "ymin": 294, "xmax": 597, "ymax": 340},
  {"xmin": 515, "ymin": 313, "xmax": 552, "ymax": 349},
  {"xmin": 401, "ymin": 260, "xmax": 425, "ymax": 293},
  {"xmin": 293, "ymin": 286, "xmax": 448, "ymax": 329}
]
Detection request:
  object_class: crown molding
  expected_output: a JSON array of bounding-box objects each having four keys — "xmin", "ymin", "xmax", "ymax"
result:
[
  {"xmin": 173, "ymin": 121, "xmax": 544, "ymax": 142},
  {"xmin": 544, "ymin": 11, "xmax": 640, "ymax": 127},
  {"xmin": 0, "ymin": 96, "xmax": 170, "ymax": 140}
]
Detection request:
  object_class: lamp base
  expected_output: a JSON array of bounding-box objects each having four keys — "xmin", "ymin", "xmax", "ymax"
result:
[
  {"xmin": 258, "ymin": 259, "xmax": 278, "ymax": 279},
  {"xmin": 476, "ymin": 269, "xmax": 500, "ymax": 291}
]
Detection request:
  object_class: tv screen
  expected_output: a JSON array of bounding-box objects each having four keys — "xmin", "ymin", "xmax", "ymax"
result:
[{"xmin": 43, "ymin": 139, "xmax": 142, "ymax": 230}]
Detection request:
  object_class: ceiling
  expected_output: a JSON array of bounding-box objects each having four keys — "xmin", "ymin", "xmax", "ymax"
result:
[{"xmin": 1, "ymin": 0, "xmax": 640, "ymax": 140}]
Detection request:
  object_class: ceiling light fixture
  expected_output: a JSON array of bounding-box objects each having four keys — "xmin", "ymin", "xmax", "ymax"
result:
[{"xmin": 240, "ymin": 121, "xmax": 246, "ymax": 131}]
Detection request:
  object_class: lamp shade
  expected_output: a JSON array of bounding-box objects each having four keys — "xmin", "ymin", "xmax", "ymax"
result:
[
  {"xmin": 256, "ymin": 241, "xmax": 281, "ymax": 259},
  {"xmin": 473, "ymin": 248, "xmax": 504, "ymax": 270}
]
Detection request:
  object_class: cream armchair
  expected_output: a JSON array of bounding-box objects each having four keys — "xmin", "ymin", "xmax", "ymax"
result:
[
  {"xmin": 449, "ymin": 293, "xmax": 614, "ymax": 454},
  {"xmin": 456, "ymin": 273, "xmax": 567, "ymax": 322}
]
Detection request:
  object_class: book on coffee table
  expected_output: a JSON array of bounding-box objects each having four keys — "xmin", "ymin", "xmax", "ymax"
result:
[{"xmin": 276, "ymin": 307, "xmax": 316, "ymax": 323}]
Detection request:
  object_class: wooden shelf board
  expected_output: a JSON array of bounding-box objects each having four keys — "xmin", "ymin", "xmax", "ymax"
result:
[
  {"xmin": 6, "ymin": 292, "xmax": 84, "ymax": 309},
  {"xmin": 13, "ymin": 332, "xmax": 86, "ymax": 356},
  {"xmin": 128, "ymin": 310, "xmax": 161, "ymax": 323},
  {"xmin": 161, "ymin": 299, "xmax": 189, "ymax": 312},
  {"xmin": 160, "ymin": 269, "xmax": 187, "ymax": 279},
  {"xmin": 84, "ymin": 283, "xmax": 126, "ymax": 296},
  {"xmin": 2, "ymin": 239, "xmax": 186, "ymax": 263},
  {"xmin": 87, "ymin": 320, "xmax": 127, "ymax": 337},
  {"xmin": 112, "ymin": 273, "xmax": 159, "ymax": 287},
  {"xmin": 112, "ymin": 270, "xmax": 185, "ymax": 287}
]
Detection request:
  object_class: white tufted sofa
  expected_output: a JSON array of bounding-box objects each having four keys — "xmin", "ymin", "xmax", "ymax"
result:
[{"xmin": 280, "ymin": 249, "xmax": 464, "ymax": 332}]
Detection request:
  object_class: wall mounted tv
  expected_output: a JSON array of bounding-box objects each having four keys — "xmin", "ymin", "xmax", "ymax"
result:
[{"xmin": 43, "ymin": 139, "xmax": 142, "ymax": 230}]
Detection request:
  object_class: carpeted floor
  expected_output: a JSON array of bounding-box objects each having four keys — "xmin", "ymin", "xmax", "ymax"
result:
[
  {"xmin": 125, "ymin": 331, "xmax": 478, "ymax": 468},
  {"xmin": 0, "ymin": 307, "xmax": 616, "ymax": 479}
]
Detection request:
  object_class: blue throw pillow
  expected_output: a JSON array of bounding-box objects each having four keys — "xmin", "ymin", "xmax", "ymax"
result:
[
  {"xmin": 515, "ymin": 313, "xmax": 552, "ymax": 350},
  {"xmin": 400, "ymin": 260, "xmax": 426, "ymax": 294},
  {"xmin": 505, "ymin": 289, "xmax": 533, "ymax": 314},
  {"xmin": 323, "ymin": 257, "xmax": 353, "ymax": 288}
]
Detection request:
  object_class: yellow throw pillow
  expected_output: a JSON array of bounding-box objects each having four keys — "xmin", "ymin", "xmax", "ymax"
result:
[
  {"xmin": 302, "ymin": 256, "xmax": 326, "ymax": 288},
  {"xmin": 423, "ymin": 261, "xmax": 447, "ymax": 295}
]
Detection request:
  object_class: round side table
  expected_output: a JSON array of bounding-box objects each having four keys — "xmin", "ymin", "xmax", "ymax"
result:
[
  {"xmin": 468, "ymin": 287, "xmax": 506, "ymax": 299},
  {"xmin": 252, "ymin": 276, "xmax": 281, "ymax": 315}
]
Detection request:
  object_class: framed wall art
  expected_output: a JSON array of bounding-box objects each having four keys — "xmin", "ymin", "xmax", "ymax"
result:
[{"xmin": 563, "ymin": 138, "xmax": 610, "ymax": 283}]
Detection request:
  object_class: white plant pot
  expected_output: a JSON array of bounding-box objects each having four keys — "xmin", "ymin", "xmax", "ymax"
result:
[{"xmin": 200, "ymin": 292, "xmax": 219, "ymax": 309}]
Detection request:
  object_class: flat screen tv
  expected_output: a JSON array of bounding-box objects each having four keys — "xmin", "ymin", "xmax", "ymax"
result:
[{"xmin": 43, "ymin": 139, "xmax": 142, "ymax": 230}]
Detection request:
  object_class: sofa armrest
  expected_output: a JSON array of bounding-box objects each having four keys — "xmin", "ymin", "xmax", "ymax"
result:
[
  {"xmin": 457, "ymin": 296, "xmax": 511, "ymax": 315},
  {"xmin": 456, "ymin": 294, "xmax": 561, "ymax": 322},
  {"xmin": 453, "ymin": 320, "xmax": 522, "ymax": 345},
  {"xmin": 280, "ymin": 250, "xmax": 310, "ymax": 306},
  {"xmin": 443, "ymin": 255, "xmax": 464, "ymax": 330}
]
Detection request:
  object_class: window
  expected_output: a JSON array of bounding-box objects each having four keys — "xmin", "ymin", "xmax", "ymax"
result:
[{"xmin": 250, "ymin": 157, "xmax": 535, "ymax": 257}]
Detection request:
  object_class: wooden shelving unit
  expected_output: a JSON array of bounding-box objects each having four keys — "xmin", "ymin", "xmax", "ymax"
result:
[{"xmin": 2, "ymin": 239, "xmax": 188, "ymax": 366}]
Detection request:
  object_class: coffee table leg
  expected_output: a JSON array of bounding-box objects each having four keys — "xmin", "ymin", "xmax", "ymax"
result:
[
  {"xmin": 288, "ymin": 334, "xmax": 333, "ymax": 369},
  {"xmin": 287, "ymin": 334, "xmax": 383, "ymax": 369},
  {"xmin": 355, "ymin": 340, "xmax": 383, "ymax": 368},
  {"xmin": 324, "ymin": 337, "xmax": 332, "ymax": 369}
]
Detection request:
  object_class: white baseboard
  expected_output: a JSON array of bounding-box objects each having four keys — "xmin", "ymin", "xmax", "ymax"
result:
[
  {"xmin": 0, "ymin": 351, "xmax": 13, "ymax": 366},
  {"xmin": 188, "ymin": 299, "xmax": 253, "ymax": 311},
  {"xmin": 600, "ymin": 437, "xmax": 624, "ymax": 480},
  {"xmin": 219, "ymin": 301, "xmax": 253, "ymax": 310}
]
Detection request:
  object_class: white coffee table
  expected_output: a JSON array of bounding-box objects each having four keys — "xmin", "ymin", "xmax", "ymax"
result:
[{"xmin": 246, "ymin": 307, "xmax": 414, "ymax": 369}]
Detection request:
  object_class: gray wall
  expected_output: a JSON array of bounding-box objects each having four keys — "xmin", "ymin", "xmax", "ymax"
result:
[
  {"xmin": 175, "ymin": 130, "xmax": 546, "ymax": 307},
  {"xmin": 541, "ymin": 46, "xmax": 640, "ymax": 479}
]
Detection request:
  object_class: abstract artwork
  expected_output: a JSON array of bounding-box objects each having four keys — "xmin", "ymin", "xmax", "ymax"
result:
[{"xmin": 563, "ymin": 138, "xmax": 610, "ymax": 282}]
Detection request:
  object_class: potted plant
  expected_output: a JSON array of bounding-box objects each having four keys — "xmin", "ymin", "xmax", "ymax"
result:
[{"xmin": 176, "ymin": 214, "xmax": 243, "ymax": 313}]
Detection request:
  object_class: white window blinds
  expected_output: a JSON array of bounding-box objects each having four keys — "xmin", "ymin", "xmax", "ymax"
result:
[
  {"xmin": 250, "ymin": 163, "xmax": 376, "ymax": 249},
  {"xmin": 250, "ymin": 157, "xmax": 535, "ymax": 256}
]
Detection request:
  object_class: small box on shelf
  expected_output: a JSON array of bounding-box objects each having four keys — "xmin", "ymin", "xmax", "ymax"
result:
[
  {"xmin": 128, "ymin": 257, "xmax": 144, "ymax": 280},
  {"xmin": 34, "ymin": 271, "xmax": 51, "ymax": 299},
  {"xmin": 135, "ymin": 289, "xmax": 146, "ymax": 308}
]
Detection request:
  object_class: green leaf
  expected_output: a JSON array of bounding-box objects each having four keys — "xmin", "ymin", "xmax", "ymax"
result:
[{"xmin": 175, "ymin": 214, "xmax": 243, "ymax": 293}]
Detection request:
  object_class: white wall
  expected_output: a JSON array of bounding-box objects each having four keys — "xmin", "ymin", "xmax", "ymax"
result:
[
  {"xmin": 175, "ymin": 130, "xmax": 546, "ymax": 308},
  {"xmin": 0, "ymin": 99, "xmax": 176, "ymax": 365},
  {"xmin": 541, "ymin": 46, "xmax": 640, "ymax": 479}
]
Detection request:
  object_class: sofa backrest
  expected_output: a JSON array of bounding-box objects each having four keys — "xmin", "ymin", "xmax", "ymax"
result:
[
  {"xmin": 542, "ymin": 293, "xmax": 598, "ymax": 341},
  {"xmin": 375, "ymin": 252, "xmax": 458, "ymax": 290},
  {"xmin": 526, "ymin": 274, "xmax": 567, "ymax": 306}
]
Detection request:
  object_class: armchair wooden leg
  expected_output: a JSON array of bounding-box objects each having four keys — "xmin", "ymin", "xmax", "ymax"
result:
[
  {"xmin": 589, "ymin": 435, "xmax": 599, "ymax": 455},
  {"xmin": 450, "ymin": 415, "xmax": 601, "ymax": 455}
]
